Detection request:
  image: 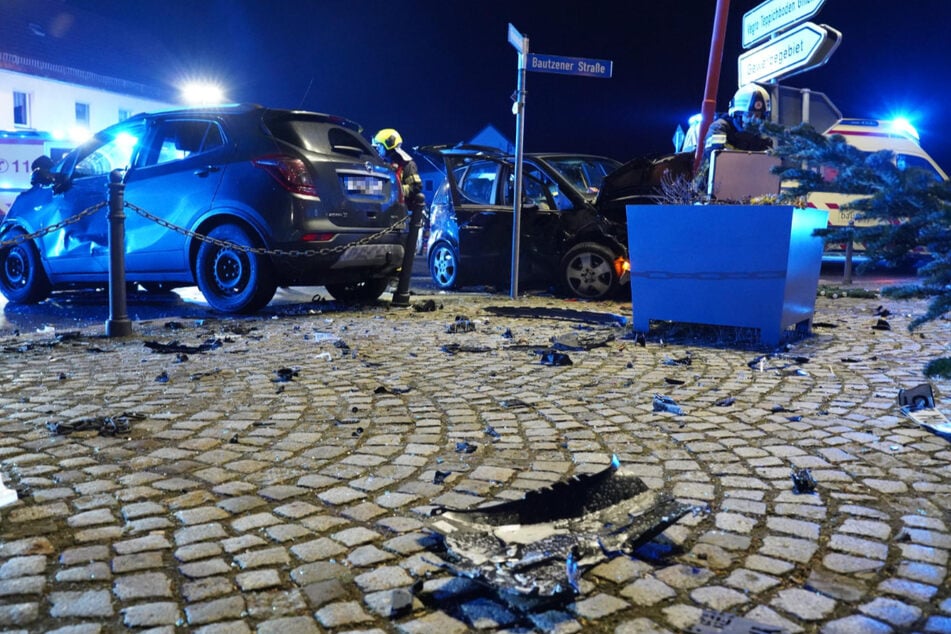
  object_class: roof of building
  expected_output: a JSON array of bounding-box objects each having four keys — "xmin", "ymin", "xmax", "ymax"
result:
[{"xmin": 1, "ymin": 0, "xmax": 177, "ymax": 101}]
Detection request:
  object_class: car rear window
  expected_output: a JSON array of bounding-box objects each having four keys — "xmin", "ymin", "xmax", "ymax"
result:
[{"xmin": 265, "ymin": 117, "xmax": 375, "ymax": 159}]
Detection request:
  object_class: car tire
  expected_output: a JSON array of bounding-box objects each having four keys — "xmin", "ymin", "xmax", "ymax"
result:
[
  {"xmin": 429, "ymin": 241, "xmax": 459, "ymax": 289},
  {"xmin": 195, "ymin": 223, "xmax": 276, "ymax": 313},
  {"xmin": 560, "ymin": 242, "xmax": 619, "ymax": 300},
  {"xmin": 0, "ymin": 229, "xmax": 52, "ymax": 304},
  {"xmin": 325, "ymin": 279, "xmax": 390, "ymax": 303}
]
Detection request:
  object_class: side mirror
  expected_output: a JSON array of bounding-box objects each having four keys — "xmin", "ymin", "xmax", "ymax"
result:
[{"xmin": 51, "ymin": 172, "xmax": 71, "ymax": 194}]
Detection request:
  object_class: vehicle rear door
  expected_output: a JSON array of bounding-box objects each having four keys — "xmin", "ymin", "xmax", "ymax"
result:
[{"xmin": 123, "ymin": 118, "xmax": 228, "ymax": 274}]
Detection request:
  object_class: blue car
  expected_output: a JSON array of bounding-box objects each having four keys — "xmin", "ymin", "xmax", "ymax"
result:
[{"xmin": 0, "ymin": 104, "xmax": 407, "ymax": 312}]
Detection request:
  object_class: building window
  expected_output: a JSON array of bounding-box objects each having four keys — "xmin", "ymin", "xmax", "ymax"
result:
[
  {"xmin": 13, "ymin": 92, "xmax": 29, "ymax": 126},
  {"xmin": 118, "ymin": 108, "xmax": 131, "ymax": 122},
  {"xmin": 75, "ymin": 102, "xmax": 90, "ymax": 126}
]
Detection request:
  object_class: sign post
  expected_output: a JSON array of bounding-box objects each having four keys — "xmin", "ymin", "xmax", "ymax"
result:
[
  {"xmin": 738, "ymin": 22, "xmax": 840, "ymax": 86},
  {"xmin": 507, "ymin": 24, "xmax": 613, "ymax": 299},
  {"xmin": 507, "ymin": 23, "xmax": 528, "ymax": 299}
]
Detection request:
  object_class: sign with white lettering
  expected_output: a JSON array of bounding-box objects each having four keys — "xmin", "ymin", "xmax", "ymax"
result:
[
  {"xmin": 738, "ymin": 22, "xmax": 840, "ymax": 86},
  {"xmin": 508, "ymin": 23, "xmax": 527, "ymax": 54},
  {"xmin": 527, "ymin": 53, "xmax": 613, "ymax": 78},
  {"xmin": 742, "ymin": 0, "xmax": 826, "ymax": 49}
]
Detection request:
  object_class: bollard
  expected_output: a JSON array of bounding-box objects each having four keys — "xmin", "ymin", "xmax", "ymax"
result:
[
  {"xmin": 105, "ymin": 170, "xmax": 133, "ymax": 337},
  {"xmin": 391, "ymin": 198, "xmax": 425, "ymax": 307},
  {"xmin": 843, "ymin": 220, "xmax": 854, "ymax": 285}
]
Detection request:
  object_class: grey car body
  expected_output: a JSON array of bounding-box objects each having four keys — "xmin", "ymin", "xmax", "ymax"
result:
[{"xmin": 0, "ymin": 104, "xmax": 407, "ymax": 312}]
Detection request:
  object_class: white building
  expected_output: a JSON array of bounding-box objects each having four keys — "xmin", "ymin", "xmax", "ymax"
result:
[{"xmin": 1, "ymin": 0, "xmax": 180, "ymax": 210}]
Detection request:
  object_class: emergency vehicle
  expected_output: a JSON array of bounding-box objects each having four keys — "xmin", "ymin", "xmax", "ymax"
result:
[{"xmin": 0, "ymin": 131, "xmax": 72, "ymax": 217}]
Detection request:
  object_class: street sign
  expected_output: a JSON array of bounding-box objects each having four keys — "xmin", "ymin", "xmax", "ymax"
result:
[
  {"xmin": 508, "ymin": 23, "xmax": 527, "ymax": 54},
  {"xmin": 527, "ymin": 53, "xmax": 613, "ymax": 78},
  {"xmin": 738, "ymin": 22, "xmax": 840, "ymax": 86},
  {"xmin": 742, "ymin": 0, "xmax": 826, "ymax": 49}
]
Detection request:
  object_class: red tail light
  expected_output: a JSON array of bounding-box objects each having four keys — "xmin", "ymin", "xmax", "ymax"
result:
[{"xmin": 252, "ymin": 155, "xmax": 319, "ymax": 198}]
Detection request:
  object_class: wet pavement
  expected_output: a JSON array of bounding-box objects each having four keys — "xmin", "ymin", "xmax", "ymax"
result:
[{"xmin": 0, "ymin": 277, "xmax": 950, "ymax": 633}]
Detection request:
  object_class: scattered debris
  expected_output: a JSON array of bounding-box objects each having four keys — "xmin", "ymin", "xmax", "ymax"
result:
[
  {"xmin": 374, "ymin": 385, "xmax": 412, "ymax": 394},
  {"xmin": 664, "ymin": 377, "xmax": 685, "ymax": 385},
  {"xmin": 164, "ymin": 321, "xmax": 185, "ymax": 330},
  {"xmin": 484, "ymin": 305, "xmax": 628, "ymax": 327},
  {"xmin": 455, "ymin": 441, "xmax": 478, "ymax": 454},
  {"xmin": 791, "ymin": 468, "xmax": 817, "ymax": 494},
  {"xmin": 550, "ymin": 331, "xmax": 615, "ymax": 351},
  {"xmin": 663, "ymin": 353, "xmax": 692, "ymax": 366},
  {"xmin": 144, "ymin": 338, "xmax": 223, "ymax": 354},
  {"xmin": 688, "ymin": 608, "xmax": 788, "ymax": 633},
  {"xmin": 426, "ymin": 457, "xmax": 693, "ymax": 600},
  {"xmin": 635, "ymin": 333, "xmax": 647, "ymax": 347},
  {"xmin": 46, "ymin": 412, "xmax": 144, "ymax": 437},
  {"xmin": 442, "ymin": 343, "xmax": 493, "ymax": 354},
  {"xmin": 189, "ymin": 369, "xmax": 222, "ymax": 381},
  {"xmin": 872, "ymin": 318, "xmax": 891, "ymax": 331},
  {"xmin": 898, "ymin": 383, "xmax": 951, "ymax": 441},
  {"xmin": 273, "ymin": 367, "xmax": 299, "ymax": 382},
  {"xmin": 413, "ymin": 299, "xmax": 439, "ymax": 312},
  {"xmin": 433, "ymin": 470, "xmax": 451, "ymax": 484},
  {"xmin": 484, "ymin": 426, "xmax": 501, "ymax": 439},
  {"xmin": 714, "ymin": 396, "xmax": 735, "ymax": 407},
  {"xmin": 874, "ymin": 305, "xmax": 892, "ymax": 317},
  {"xmin": 499, "ymin": 399, "xmax": 531, "ymax": 409},
  {"xmin": 447, "ymin": 316, "xmax": 476, "ymax": 333},
  {"xmin": 155, "ymin": 371, "xmax": 169, "ymax": 383},
  {"xmin": 0, "ymin": 473, "xmax": 18, "ymax": 508},
  {"xmin": 540, "ymin": 350, "xmax": 572, "ymax": 366},
  {"xmin": 653, "ymin": 394, "xmax": 683, "ymax": 415}
]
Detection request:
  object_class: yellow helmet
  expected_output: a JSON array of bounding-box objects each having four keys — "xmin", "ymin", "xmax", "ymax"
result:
[{"xmin": 372, "ymin": 128, "xmax": 402, "ymax": 151}]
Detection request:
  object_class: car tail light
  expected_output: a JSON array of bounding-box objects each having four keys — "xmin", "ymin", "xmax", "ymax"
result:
[
  {"xmin": 252, "ymin": 155, "xmax": 319, "ymax": 198},
  {"xmin": 301, "ymin": 233, "xmax": 336, "ymax": 242}
]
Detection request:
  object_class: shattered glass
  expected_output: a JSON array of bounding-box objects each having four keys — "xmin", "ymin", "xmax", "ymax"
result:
[{"xmin": 426, "ymin": 458, "xmax": 693, "ymax": 600}]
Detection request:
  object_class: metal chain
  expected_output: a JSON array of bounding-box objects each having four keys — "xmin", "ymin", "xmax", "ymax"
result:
[
  {"xmin": 0, "ymin": 202, "xmax": 107, "ymax": 248},
  {"xmin": 125, "ymin": 201, "xmax": 408, "ymax": 257}
]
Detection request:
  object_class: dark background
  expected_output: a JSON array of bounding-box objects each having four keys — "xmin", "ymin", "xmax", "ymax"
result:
[{"xmin": 66, "ymin": 0, "xmax": 951, "ymax": 169}]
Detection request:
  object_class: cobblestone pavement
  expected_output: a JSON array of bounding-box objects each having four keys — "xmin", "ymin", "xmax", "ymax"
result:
[{"xmin": 0, "ymin": 289, "xmax": 949, "ymax": 634}]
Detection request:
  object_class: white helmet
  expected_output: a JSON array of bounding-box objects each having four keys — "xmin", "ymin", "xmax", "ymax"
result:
[{"xmin": 729, "ymin": 84, "xmax": 770, "ymax": 120}]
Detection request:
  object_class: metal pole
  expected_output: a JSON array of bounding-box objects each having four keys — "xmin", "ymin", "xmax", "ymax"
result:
[
  {"xmin": 693, "ymin": 0, "xmax": 731, "ymax": 174},
  {"xmin": 391, "ymin": 197, "xmax": 424, "ymax": 307},
  {"xmin": 106, "ymin": 170, "xmax": 132, "ymax": 337},
  {"xmin": 843, "ymin": 220, "xmax": 854, "ymax": 285},
  {"xmin": 510, "ymin": 40, "xmax": 528, "ymax": 299}
]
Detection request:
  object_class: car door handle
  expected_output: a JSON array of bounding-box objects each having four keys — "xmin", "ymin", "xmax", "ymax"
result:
[{"xmin": 193, "ymin": 165, "xmax": 221, "ymax": 177}]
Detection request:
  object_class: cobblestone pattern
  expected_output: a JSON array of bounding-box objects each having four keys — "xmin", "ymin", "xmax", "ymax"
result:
[{"xmin": 0, "ymin": 292, "xmax": 949, "ymax": 633}]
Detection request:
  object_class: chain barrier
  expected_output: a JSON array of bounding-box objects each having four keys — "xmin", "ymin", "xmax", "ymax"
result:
[
  {"xmin": 0, "ymin": 199, "xmax": 407, "ymax": 258},
  {"xmin": 0, "ymin": 202, "xmax": 107, "ymax": 248}
]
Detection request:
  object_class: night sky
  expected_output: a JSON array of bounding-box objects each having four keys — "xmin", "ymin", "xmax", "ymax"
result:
[{"xmin": 66, "ymin": 0, "xmax": 951, "ymax": 170}]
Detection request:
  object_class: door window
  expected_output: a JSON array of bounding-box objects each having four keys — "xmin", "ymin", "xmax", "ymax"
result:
[
  {"xmin": 72, "ymin": 124, "xmax": 145, "ymax": 179},
  {"xmin": 137, "ymin": 120, "xmax": 225, "ymax": 168}
]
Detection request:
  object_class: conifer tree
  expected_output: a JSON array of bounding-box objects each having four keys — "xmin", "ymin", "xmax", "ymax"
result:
[{"xmin": 765, "ymin": 121, "xmax": 951, "ymax": 377}]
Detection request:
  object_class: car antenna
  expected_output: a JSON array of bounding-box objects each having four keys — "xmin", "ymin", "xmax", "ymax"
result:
[{"xmin": 298, "ymin": 78, "xmax": 314, "ymax": 109}]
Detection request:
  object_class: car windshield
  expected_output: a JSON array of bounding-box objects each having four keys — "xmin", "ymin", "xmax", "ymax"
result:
[{"xmin": 543, "ymin": 156, "xmax": 621, "ymax": 195}]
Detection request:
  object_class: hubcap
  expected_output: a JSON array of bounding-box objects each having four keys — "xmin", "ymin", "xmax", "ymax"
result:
[
  {"xmin": 567, "ymin": 252, "xmax": 612, "ymax": 298},
  {"xmin": 213, "ymin": 249, "xmax": 245, "ymax": 292}
]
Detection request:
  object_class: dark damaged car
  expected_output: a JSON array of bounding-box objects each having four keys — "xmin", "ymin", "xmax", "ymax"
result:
[
  {"xmin": 423, "ymin": 146, "xmax": 629, "ymax": 300},
  {"xmin": 0, "ymin": 104, "xmax": 407, "ymax": 313}
]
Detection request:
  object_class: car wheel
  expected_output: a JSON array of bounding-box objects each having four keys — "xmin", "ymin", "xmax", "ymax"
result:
[
  {"xmin": 325, "ymin": 279, "xmax": 390, "ymax": 303},
  {"xmin": 560, "ymin": 242, "xmax": 619, "ymax": 300},
  {"xmin": 195, "ymin": 223, "xmax": 276, "ymax": 313},
  {"xmin": 0, "ymin": 229, "xmax": 52, "ymax": 304},
  {"xmin": 429, "ymin": 241, "xmax": 459, "ymax": 289}
]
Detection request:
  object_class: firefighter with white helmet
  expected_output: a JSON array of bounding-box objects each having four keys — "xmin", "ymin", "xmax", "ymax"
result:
[{"xmin": 704, "ymin": 83, "xmax": 773, "ymax": 154}]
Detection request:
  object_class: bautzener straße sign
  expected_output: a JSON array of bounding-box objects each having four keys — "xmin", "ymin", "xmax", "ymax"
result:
[
  {"xmin": 742, "ymin": 0, "xmax": 826, "ymax": 49},
  {"xmin": 738, "ymin": 22, "xmax": 840, "ymax": 86},
  {"xmin": 527, "ymin": 53, "xmax": 613, "ymax": 78}
]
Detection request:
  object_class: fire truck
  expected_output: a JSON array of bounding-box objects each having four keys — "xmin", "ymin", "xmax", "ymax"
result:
[{"xmin": 0, "ymin": 131, "xmax": 72, "ymax": 217}]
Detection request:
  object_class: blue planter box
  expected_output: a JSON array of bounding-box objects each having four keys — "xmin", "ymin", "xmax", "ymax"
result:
[{"xmin": 626, "ymin": 205, "xmax": 828, "ymax": 347}]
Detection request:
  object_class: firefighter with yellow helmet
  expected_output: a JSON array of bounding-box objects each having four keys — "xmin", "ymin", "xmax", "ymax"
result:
[{"xmin": 373, "ymin": 128, "xmax": 426, "ymax": 305}]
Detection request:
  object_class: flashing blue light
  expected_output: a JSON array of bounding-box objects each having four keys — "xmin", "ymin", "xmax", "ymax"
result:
[{"xmin": 889, "ymin": 117, "xmax": 919, "ymax": 141}]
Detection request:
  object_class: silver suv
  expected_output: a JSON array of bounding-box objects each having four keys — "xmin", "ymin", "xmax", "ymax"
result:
[{"xmin": 0, "ymin": 104, "xmax": 407, "ymax": 312}]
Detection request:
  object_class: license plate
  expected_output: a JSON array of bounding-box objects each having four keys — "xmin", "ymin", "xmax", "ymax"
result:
[{"xmin": 344, "ymin": 175, "xmax": 385, "ymax": 196}]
